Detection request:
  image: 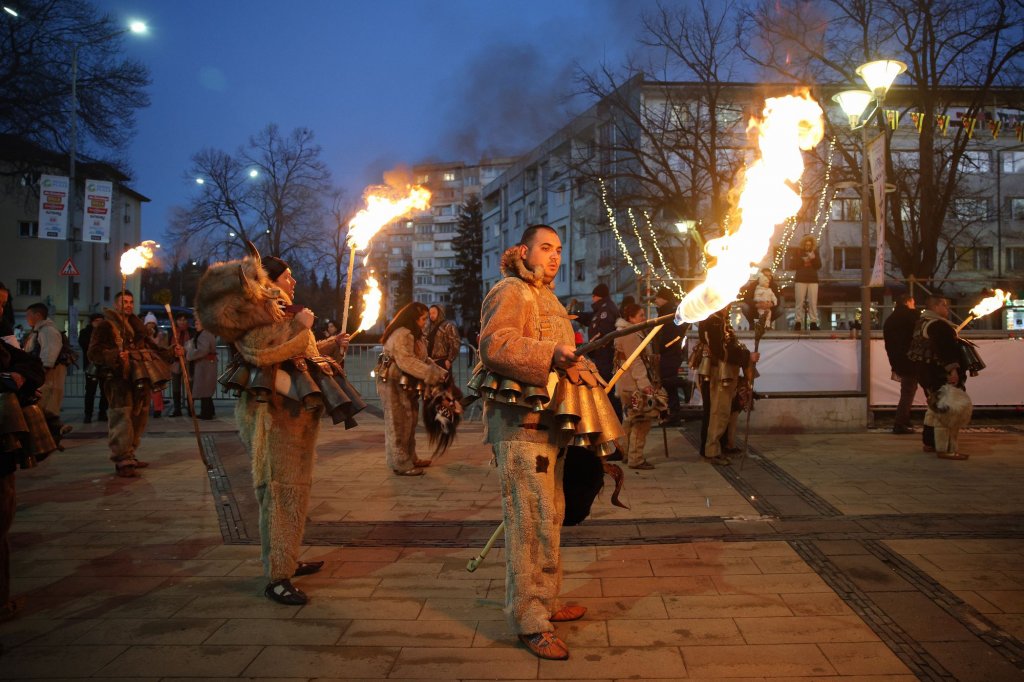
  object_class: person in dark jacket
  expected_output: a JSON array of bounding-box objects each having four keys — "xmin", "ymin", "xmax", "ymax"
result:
[
  {"xmin": 791, "ymin": 235, "xmax": 822, "ymax": 330},
  {"xmin": 653, "ymin": 287, "xmax": 685, "ymax": 423},
  {"xmin": 585, "ymin": 283, "xmax": 618, "ymax": 381},
  {"xmin": 78, "ymin": 314, "xmax": 109, "ymax": 423},
  {"xmin": 883, "ymin": 294, "xmax": 920, "ymax": 434}
]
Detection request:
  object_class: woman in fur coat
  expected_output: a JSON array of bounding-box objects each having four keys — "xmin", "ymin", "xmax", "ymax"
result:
[
  {"xmin": 376, "ymin": 303, "xmax": 447, "ymax": 476},
  {"xmin": 196, "ymin": 250, "xmax": 364, "ymax": 607},
  {"xmin": 185, "ymin": 317, "xmax": 218, "ymax": 420}
]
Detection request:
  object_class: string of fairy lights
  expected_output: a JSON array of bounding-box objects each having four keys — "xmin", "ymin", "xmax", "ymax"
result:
[{"xmin": 599, "ymin": 135, "xmax": 839, "ymax": 299}]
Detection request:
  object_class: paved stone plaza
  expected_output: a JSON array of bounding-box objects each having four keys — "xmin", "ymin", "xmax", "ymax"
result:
[{"xmin": 2, "ymin": 400, "xmax": 1024, "ymax": 681}]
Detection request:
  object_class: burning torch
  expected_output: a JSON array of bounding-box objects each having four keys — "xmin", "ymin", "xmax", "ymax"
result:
[
  {"xmin": 956, "ymin": 289, "xmax": 1013, "ymax": 333},
  {"xmin": 341, "ymin": 185, "xmax": 431, "ymax": 332},
  {"xmin": 347, "ymin": 274, "xmax": 383, "ymax": 342},
  {"xmin": 119, "ymin": 241, "xmax": 159, "ymax": 301}
]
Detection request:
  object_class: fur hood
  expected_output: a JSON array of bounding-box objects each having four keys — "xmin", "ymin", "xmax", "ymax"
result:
[
  {"xmin": 499, "ymin": 246, "xmax": 554, "ymax": 290},
  {"xmin": 194, "ymin": 256, "xmax": 285, "ymax": 343}
]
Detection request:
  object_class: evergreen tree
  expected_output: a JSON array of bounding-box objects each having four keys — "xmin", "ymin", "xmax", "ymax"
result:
[
  {"xmin": 453, "ymin": 195, "xmax": 484, "ymax": 337},
  {"xmin": 395, "ymin": 261, "xmax": 414, "ymax": 310}
]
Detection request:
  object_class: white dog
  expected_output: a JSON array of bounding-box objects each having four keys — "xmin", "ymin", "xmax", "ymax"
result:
[{"xmin": 931, "ymin": 384, "xmax": 973, "ymax": 456}]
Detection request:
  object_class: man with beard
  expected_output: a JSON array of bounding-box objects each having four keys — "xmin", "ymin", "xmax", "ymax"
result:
[
  {"xmin": 87, "ymin": 291, "xmax": 181, "ymax": 478},
  {"xmin": 474, "ymin": 225, "xmax": 622, "ymax": 660}
]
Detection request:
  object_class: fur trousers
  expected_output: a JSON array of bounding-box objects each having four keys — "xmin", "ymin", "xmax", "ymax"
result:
[
  {"xmin": 704, "ymin": 377, "xmax": 739, "ymax": 458},
  {"xmin": 378, "ymin": 380, "xmax": 420, "ymax": 472},
  {"xmin": 622, "ymin": 416, "xmax": 653, "ymax": 466},
  {"xmin": 494, "ymin": 439, "xmax": 564, "ymax": 634},
  {"xmin": 102, "ymin": 379, "xmax": 148, "ymax": 462},
  {"xmin": 237, "ymin": 393, "xmax": 321, "ymax": 581}
]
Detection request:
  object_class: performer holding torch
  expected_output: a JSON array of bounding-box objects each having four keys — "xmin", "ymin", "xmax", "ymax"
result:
[{"xmin": 468, "ymin": 225, "xmax": 623, "ymax": 661}]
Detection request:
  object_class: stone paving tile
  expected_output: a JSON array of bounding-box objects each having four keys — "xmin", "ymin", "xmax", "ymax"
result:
[
  {"xmin": 928, "ymin": 569, "xmax": 1024, "ymax": 590},
  {"xmin": 47, "ymin": 617, "xmax": 226, "ymax": 645},
  {"xmin": 734, "ymin": 615, "xmax": 879, "ymax": 644},
  {"xmin": 691, "ymin": 541, "xmax": 800, "ymax": 558},
  {"xmin": 817, "ymin": 642, "xmax": 916, "ymax": 676},
  {"xmin": 866, "ymin": 590, "xmax": 978, "ymax": 642},
  {"xmin": 536, "ymin": 646, "xmax": 687, "ymax": 679},
  {"xmin": 242, "ymin": 645, "xmax": 401, "ymax": 678},
  {"xmin": 823, "ymin": 554, "xmax": 916, "ymax": 592},
  {"xmin": 389, "ymin": 647, "xmax": 538, "ymax": 679},
  {"xmin": 338, "ymin": 618, "xmax": 478, "ymax": 647},
  {"xmin": 650, "ymin": 556, "xmax": 762, "ymax": 576},
  {"xmin": 295, "ymin": 596, "xmax": 424, "ymax": 620},
  {"xmin": 562, "ymin": 559, "xmax": 654, "ymax": 578},
  {"xmin": 369, "ymin": 577, "xmax": 491, "ymax": 599},
  {"xmin": 328, "ymin": 560, "xmax": 445, "ymax": 579},
  {"xmin": 778, "ymin": 593, "xmax": 856, "ymax": 616},
  {"xmin": 663, "ymin": 594, "xmax": 794, "ymax": 619},
  {"xmin": 473, "ymin": 619, "xmax": 610, "ymax": 648},
  {"xmin": 681, "ymin": 643, "xmax": 837, "ymax": 678},
  {"xmin": 750, "ymin": 555, "xmax": 815, "ymax": 574},
  {"xmin": 986, "ymin": 611, "xmax": 1024, "ymax": 640},
  {"xmin": 94, "ymin": 644, "xmax": 262, "ymax": 677},
  {"xmin": 599, "ymin": 575, "xmax": 719, "ymax": 597},
  {"xmin": 921, "ymin": 639, "xmax": 1024, "ymax": 682},
  {"xmin": 204, "ymin": 617, "xmax": 351, "ymax": 645},
  {"xmin": 606, "ymin": 617, "xmax": 744, "ymax": 646},
  {"xmin": 0, "ymin": 643, "xmax": 126, "ymax": 675},
  {"xmin": 570, "ymin": 596, "xmax": 670, "ymax": 620},
  {"xmin": 711, "ymin": 572, "xmax": 833, "ymax": 594},
  {"xmin": 416, "ymin": 597, "xmax": 506, "ymax": 622},
  {"xmin": 595, "ymin": 544, "xmax": 699, "ymax": 561}
]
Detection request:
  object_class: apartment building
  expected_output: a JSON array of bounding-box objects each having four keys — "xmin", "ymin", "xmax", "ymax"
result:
[
  {"xmin": 479, "ymin": 78, "xmax": 1024, "ymax": 328},
  {"xmin": 1, "ymin": 135, "xmax": 147, "ymax": 341}
]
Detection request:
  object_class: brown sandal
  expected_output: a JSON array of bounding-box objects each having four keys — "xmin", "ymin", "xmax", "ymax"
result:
[{"xmin": 519, "ymin": 632, "xmax": 569, "ymax": 660}]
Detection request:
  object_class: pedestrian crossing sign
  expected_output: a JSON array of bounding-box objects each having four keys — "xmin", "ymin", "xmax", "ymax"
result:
[{"xmin": 60, "ymin": 258, "xmax": 80, "ymax": 277}]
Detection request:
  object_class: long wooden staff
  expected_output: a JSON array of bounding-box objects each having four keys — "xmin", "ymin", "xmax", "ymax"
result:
[
  {"xmin": 738, "ymin": 310, "xmax": 769, "ymax": 470},
  {"xmin": 165, "ymin": 304, "xmax": 210, "ymax": 469},
  {"xmin": 467, "ymin": 319, "xmax": 676, "ymax": 572}
]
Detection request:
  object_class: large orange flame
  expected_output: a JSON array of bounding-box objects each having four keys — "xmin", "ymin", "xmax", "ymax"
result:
[
  {"xmin": 356, "ymin": 275, "xmax": 383, "ymax": 333},
  {"xmin": 968, "ymin": 289, "xmax": 1012, "ymax": 319},
  {"xmin": 120, "ymin": 240, "xmax": 159, "ymax": 277},
  {"xmin": 347, "ymin": 185, "xmax": 431, "ymax": 251},
  {"xmin": 676, "ymin": 92, "xmax": 823, "ymax": 324}
]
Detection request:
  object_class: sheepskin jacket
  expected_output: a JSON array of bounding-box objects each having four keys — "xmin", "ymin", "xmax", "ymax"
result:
[
  {"xmin": 380, "ymin": 327, "xmax": 447, "ymax": 386},
  {"xmin": 480, "ymin": 247, "xmax": 576, "ymax": 444}
]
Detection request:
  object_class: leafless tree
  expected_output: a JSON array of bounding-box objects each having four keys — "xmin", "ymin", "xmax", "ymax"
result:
[
  {"xmin": 739, "ymin": 0, "xmax": 1024, "ymax": 286},
  {"xmin": 167, "ymin": 124, "xmax": 333, "ymax": 263}
]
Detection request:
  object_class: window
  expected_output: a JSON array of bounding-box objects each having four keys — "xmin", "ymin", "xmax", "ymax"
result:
[
  {"xmin": 416, "ymin": 224, "xmax": 433, "ymax": 234},
  {"xmin": 17, "ymin": 279, "xmax": 41, "ymax": 296},
  {"xmin": 830, "ymin": 198, "xmax": 862, "ymax": 222},
  {"xmin": 958, "ymin": 150, "xmax": 990, "ymax": 173},
  {"xmin": 443, "ymin": 171, "xmax": 456, "ymax": 182},
  {"xmin": 952, "ymin": 198, "xmax": 988, "ymax": 221},
  {"xmin": 415, "ymin": 258, "xmax": 433, "ymax": 268},
  {"xmin": 558, "ymin": 264, "xmax": 566, "ymax": 283},
  {"xmin": 416, "ymin": 174, "xmax": 429, "ymax": 184},
  {"xmin": 1006, "ymin": 247, "xmax": 1024, "ymax": 271},
  {"xmin": 1002, "ymin": 151, "xmax": 1024, "ymax": 173},
  {"xmin": 435, "ymin": 241, "xmax": 452, "ymax": 252},
  {"xmin": 436, "ymin": 222, "xmax": 456, "ymax": 233},
  {"xmin": 950, "ymin": 246, "xmax": 994, "ymax": 271},
  {"xmin": 103, "ymin": 286, "xmax": 111, "ymax": 301},
  {"xmin": 391, "ymin": 246, "xmax": 402, "ymax": 255},
  {"xmin": 1011, "ymin": 198, "xmax": 1024, "ymax": 220},
  {"xmin": 574, "ymin": 260, "xmax": 586, "ymax": 282},
  {"xmin": 438, "ymin": 257, "xmax": 456, "ymax": 268},
  {"xmin": 415, "ymin": 275, "xmax": 433, "ymax": 285},
  {"xmin": 514, "ymin": 209, "xmax": 522, "ymax": 227},
  {"xmin": 892, "ymin": 150, "xmax": 919, "ymax": 168},
  {"xmin": 599, "ymin": 231, "xmax": 613, "ymax": 262},
  {"xmin": 18, "ymin": 221, "xmax": 38, "ymax": 238},
  {"xmin": 832, "ymin": 247, "xmax": 876, "ymax": 270},
  {"xmin": 414, "ymin": 241, "xmax": 433, "ymax": 252}
]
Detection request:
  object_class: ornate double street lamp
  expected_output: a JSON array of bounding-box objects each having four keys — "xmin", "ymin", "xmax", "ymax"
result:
[{"xmin": 832, "ymin": 59, "xmax": 906, "ymax": 421}]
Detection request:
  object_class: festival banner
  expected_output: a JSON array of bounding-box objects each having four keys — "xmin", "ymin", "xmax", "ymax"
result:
[
  {"xmin": 83, "ymin": 179, "xmax": 113, "ymax": 244},
  {"xmin": 884, "ymin": 109, "xmax": 901, "ymax": 130},
  {"xmin": 989, "ymin": 120, "xmax": 1002, "ymax": 140},
  {"xmin": 936, "ymin": 114, "xmax": 950, "ymax": 136},
  {"xmin": 910, "ymin": 111, "xmax": 925, "ymax": 133},
  {"xmin": 866, "ymin": 133, "xmax": 887, "ymax": 287},
  {"xmin": 37, "ymin": 174, "xmax": 70, "ymax": 240},
  {"xmin": 961, "ymin": 115, "xmax": 977, "ymax": 139}
]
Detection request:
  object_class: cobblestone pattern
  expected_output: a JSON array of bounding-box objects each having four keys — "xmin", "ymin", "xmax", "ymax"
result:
[
  {"xmin": 865, "ymin": 539, "xmax": 1024, "ymax": 671},
  {"xmin": 790, "ymin": 539, "xmax": 956, "ymax": 681},
  {"xmin": 204, "ymin": 434, "xmax": 254, "ymax": 544}
]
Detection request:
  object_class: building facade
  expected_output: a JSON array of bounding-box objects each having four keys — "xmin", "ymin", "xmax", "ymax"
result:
[{"xmin": 1, "ymin": 136, "xmax": 147, "ymax": 342}]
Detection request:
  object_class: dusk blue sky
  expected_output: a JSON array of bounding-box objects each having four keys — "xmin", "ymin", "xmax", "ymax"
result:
[{"xmin": 92, "ymin": 0, "xmax": 666, "ymax": 243}]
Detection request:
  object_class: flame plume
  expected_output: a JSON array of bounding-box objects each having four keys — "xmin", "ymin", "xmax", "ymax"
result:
[
  {"xmin": 356, "ymin": 275, "xmax": 383, "ymax": 333},
  {"xmin": 120, "ymin": 240, "xmax": 159, "ymax": 276},
  {"xmin": 968, "ymin": 289, "xmax": 1012, "ymax": 320},
  {"xmin": 676, "ymin": 92, "xmax": 824, "ymax": 324},
  {"xmin": 347, "ymin": 185, "xmax": 431, "ymax": 251}
]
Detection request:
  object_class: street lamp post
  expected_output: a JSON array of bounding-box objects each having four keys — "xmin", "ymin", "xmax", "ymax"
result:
[
  {"xmin": 65, "ymin": 21, "xmax": 147, "ymax": 338},
  {"xmin": 832, "ymin": 59, "xmax": 906, "ymax": 425}
]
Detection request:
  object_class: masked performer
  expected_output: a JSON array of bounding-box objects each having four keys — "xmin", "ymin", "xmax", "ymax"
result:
[
  {"xmin": 697, "ymin": 306, "xmax": 758, "ymax": 464},
  {"xmin": 87, "ymin": 291, "xmax": 180, "ymax": 478},
  {"xmin": 907, "ymin": 293, "xmax": 975, "ymax": 460},
  {"xmin": 468, "ymin": 225, "xmax": 622, "ymax": 661},
  {"xmin": 375, "ymin": 303, "xmax": 448, "ymax": 476},
  {"xmin": 613, "ymin": 303, "xmax": 663, "ymax": 470},
  {"xmin": 196, "ymin": 248, "xmax": 364, "ymax": 606}
]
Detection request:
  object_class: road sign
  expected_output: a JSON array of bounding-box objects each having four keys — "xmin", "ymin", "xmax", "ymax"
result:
[{"xmin": 59, "ymin": 258, "xmax": 80, "ymax": 277}]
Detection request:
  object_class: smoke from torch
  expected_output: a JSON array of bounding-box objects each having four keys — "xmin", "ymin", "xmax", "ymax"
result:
[{"xmin": 676, "ymin": 92, "xmax": 824, "ymax": 324}]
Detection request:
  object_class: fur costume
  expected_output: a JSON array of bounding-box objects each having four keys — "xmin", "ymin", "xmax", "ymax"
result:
[
  {"xmin": 925, "ymin": 384, "xmax": 973, "ymax": 454},
  {"xmin": 613, "ymin": 320, "xmax": 664, "ymax": 468},
  {"xmin": 375, "ymin": 327, "xmax": 447, "ymax": 472},
  {"xmin": 195, "ymin": 252, "xmax": 365, "ymax": 581},
  {"xmin": 476, "ymin": 246, "xmax": 624, "ymax": 636},
  {"xmin": 909, "ymin": 310, "xmax": 975, "ymax": 455},
  {"xmin": 87, "ymin": 309, "xmax": 174, "ymax": 467}
]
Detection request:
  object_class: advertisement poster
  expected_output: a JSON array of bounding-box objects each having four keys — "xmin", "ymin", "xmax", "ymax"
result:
[
  {"xmin": 37, "ymin": 174, "xmax": 69, "ymax": 240},
  {"xmin": 83, "ymin": 179, "xmax": 113, "ymax": 244},
  {"xmin": 866, "ymin": 133, "xmax": 887, "ymax": 287}
]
